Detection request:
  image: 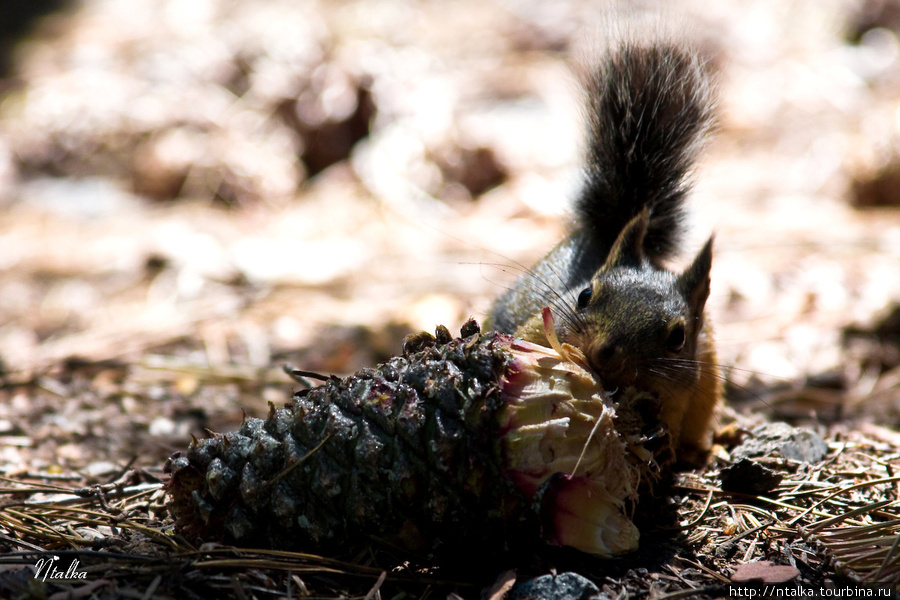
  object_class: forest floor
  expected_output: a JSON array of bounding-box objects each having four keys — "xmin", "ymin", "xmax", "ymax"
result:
[{"xmin": 1, "ymin": 0, "xmax": 900, "ymax": 598}]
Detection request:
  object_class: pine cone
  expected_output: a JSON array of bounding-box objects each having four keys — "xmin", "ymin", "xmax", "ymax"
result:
[{"xmin": 165, "ymin": 320, "xmax": 669, "ymax": 559}]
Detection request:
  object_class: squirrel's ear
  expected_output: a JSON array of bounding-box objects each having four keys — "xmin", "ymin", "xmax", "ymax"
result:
[
  {"xmin": 604, "ymin": 207, "xmax": 649, "ymax": 270},
  {"xmin": 679, "ymin": 236, "xmax": 713, "ymax": 316}
]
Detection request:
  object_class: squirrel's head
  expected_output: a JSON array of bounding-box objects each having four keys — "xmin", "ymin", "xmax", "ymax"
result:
[{"xmin": 566, "ymin": 209, "xmax": 713, "ymax": 398}]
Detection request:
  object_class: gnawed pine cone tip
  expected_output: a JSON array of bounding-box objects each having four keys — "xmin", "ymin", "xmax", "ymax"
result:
[{"xmin": 165, "ymin": 319, "xmax": 672, "ymax": 559}]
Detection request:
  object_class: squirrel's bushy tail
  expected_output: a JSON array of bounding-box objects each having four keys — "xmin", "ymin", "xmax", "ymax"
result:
[{"xmin": 577, "ymin": 41, "xmax": 715, "ymax": 262}]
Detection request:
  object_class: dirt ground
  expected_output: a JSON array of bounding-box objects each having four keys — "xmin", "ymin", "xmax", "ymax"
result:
[{"xmin": 1, "ymin": 0, "xmax": 900, "ymax": 598}]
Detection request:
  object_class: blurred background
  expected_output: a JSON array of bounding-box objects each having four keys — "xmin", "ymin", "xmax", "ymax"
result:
[{"xmin": 2, "ymin": 0, "xmax": 900, "ymax": 473}]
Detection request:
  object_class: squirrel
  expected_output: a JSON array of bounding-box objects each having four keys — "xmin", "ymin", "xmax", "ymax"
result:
[{"xmin": 485, "ymin": 39, "xmax": 721, "ymax": 463}]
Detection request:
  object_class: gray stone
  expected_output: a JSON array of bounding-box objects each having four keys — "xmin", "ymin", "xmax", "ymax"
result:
[{"xmin": 507, "ymin": 572, "xmax": 601, "ymax": 600}]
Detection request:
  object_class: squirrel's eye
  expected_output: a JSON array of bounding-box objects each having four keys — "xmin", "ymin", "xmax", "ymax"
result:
[
  {"xmin": 576, "ymin": 286, "xmax": 592, "ymax": 309},
  {"xmin": 666, "ymin": 324, "xmax": 686, "ymax": 353}
]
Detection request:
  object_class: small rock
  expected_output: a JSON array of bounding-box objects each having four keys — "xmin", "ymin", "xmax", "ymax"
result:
[
  {"xmin": 731, "ymin": 422, "xmax": 828, "ymax": 464},
  {"xmin": 507, "ymin": 572, "xmax": 600, "ymax": 600}
]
